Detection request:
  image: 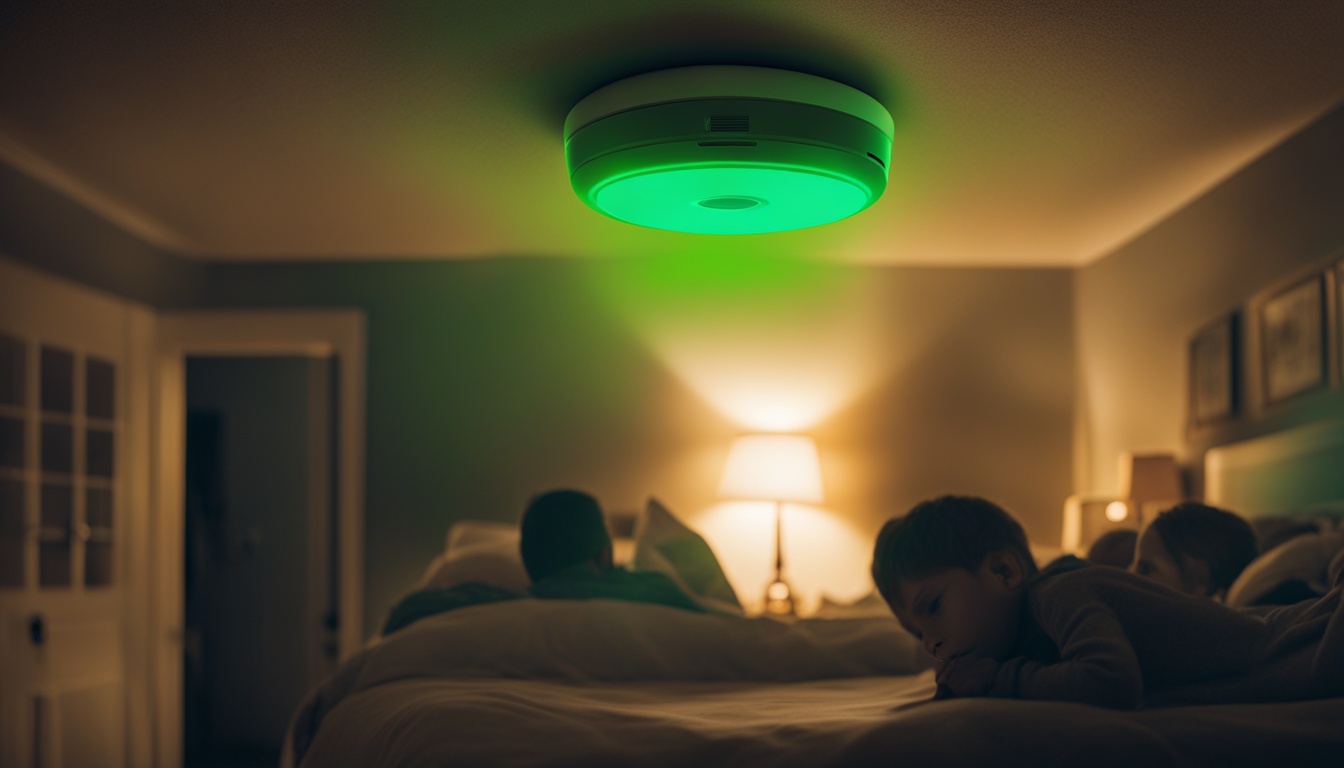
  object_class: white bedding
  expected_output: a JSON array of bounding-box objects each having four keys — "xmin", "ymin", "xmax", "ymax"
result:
[
  {"xmin": 300, "ymin": 676, "xmax": 935, "ymax": 767},
  {"xmin": 287, "ymin": 599, "xmax": 1344, "ymax": 768}
]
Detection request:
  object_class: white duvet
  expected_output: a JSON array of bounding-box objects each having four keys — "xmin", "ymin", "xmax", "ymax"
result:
[{"xmin": 286, "ymin": 599, "xmax": 1344, "ymax": 768}]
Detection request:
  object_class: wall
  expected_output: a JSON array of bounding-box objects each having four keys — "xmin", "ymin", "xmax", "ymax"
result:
[
  {"xmin": 2, "ymin": 122, "xmax": 1079, "ymax": 632},
  {"xmin": 2, "ymin": 213, "xmax": 1074, "ymax": 634},
  {"xmin": 1075, "ymin": 102, "xmax": 1344, "ymax": 498},
  {"xmin": 8, "ymin": 98, "xmax": 1343, "ymax": 612},
  {"xmin": 185, "ymin": 257, "xmax": 1075, "ymax": 626},
  {"xmin": 0, "ymin": 161, "xmax": 199, "ymax": 306}
]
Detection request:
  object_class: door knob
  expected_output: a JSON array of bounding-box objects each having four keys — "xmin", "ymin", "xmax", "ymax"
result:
[{"xmin": 29, "ymin": 614, "xmax": 44, "ymax": 646}]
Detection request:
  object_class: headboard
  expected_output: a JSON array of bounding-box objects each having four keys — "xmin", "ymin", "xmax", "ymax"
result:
[{"xmin": 1204, "ymin": 419, "xmax": 1344, "ymax": 520}]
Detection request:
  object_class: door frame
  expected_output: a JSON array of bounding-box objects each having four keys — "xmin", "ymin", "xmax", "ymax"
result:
[{"xmin": 151, "ymin": 310, "xmax": 365, "ymax": 768}]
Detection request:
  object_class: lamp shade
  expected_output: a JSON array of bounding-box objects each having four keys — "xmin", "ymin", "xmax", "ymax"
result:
[
  {"xmin": 718, "ymin": 434, "xmax": 824, "ymax": 503},
  {"xmin": 1119, "ymin": 453, "xmax": 1183, "ymax": 502}
]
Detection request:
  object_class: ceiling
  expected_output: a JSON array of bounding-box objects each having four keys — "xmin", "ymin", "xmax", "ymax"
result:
[{"xmin": 2, "ymin": 1, "xmax": 1342, "ymax": 267}]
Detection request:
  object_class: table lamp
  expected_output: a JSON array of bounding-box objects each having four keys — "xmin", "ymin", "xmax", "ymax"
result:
[
  {"xmin": 1119, "ymin": 452, "xmax": 1184, "ymax": 524},
  {"xmin": 718, "ymin": 434, "xmax": 824, "ymax": 615},
  {"xmin": 1061, "ymin": 452, "xmax": 1184, "ymax": 555}
]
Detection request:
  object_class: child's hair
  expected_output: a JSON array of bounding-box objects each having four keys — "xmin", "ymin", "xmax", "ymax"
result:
[
  {"xmin": 1146, "ymin": 502, "xmax": 1258, "ymax": 593},
  {"xmin": 1087, "ymin": 529, "xmax": 1138, "ymax": 569},
  {"xmin": 519, "ymin": 489, "xmax": 612, "ymax": 582},
  {"xmin": 871, "ymin": 495, "xmax": 1038, "ymax": 607}
]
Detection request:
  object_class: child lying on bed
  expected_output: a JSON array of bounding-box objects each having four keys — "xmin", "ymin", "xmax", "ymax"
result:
[
  {"xmin": 1130, "ymin": 502, "xmax": 1258, "ymax": 601},
  {"xmin": 871, "ymin": 496, "xmax": 1344, "ymax": 709},
  {"xmin": 382, "ymin": 489, "xmax": 701, "ymax": 635},
  {"xmin": 520, "ymin": 489, "xmax": 703, "ymax": 612}
]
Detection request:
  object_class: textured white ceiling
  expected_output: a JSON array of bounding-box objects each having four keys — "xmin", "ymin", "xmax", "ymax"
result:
[{"xmin": 1, "ymin": 1, "xmax": 1341, "ymax": 266}]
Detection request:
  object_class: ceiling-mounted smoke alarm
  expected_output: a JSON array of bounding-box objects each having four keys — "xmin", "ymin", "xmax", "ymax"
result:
[{"xmin": 564, "ymin": 66, "xmax": 893, "ymax": 235}]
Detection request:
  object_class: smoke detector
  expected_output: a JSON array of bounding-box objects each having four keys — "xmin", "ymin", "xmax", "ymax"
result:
[{"xmin": 564, "ymin": 66, "xmax": 893, "ymax": 235}]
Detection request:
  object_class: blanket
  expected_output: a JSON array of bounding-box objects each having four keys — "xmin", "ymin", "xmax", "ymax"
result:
[{"xmin": 286, "ymin": 599, "xmax": 1344, "ymax": 767}]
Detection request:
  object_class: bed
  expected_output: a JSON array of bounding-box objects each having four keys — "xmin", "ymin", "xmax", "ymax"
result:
[{"xmin": 284, "ymin": 425, "xmax": 1344, "ymax": 767}]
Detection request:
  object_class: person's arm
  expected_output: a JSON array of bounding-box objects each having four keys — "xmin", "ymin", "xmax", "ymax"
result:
[
  {"xmin": 938, "ymin": 577, "xmax": 1144, "ymax": 709},
  {"xmin": 988, "ymin": 593, "xmax": 1144, "ymax": 708}
]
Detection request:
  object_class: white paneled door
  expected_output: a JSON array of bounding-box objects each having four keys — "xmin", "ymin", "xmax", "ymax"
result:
[{"xmin": 0, "ymin": 259, "xmax": 152, "ymax": 768}]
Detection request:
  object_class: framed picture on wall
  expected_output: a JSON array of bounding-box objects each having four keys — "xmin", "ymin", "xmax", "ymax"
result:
[
  {"xmin": 1188, "ymin": 312, "xmax": 1238, "ymax": 427},
  {"xmin": 1260, "ymin": 273, "xmax": 1327, "ymax": 405}
]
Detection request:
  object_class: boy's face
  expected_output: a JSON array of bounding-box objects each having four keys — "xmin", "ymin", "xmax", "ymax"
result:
[
  {"xmin": 888, "ymin": 552, "xmax": 1024, "ymax": 663},
  {"xmin": 1130, "ymin": 528, "xmax": 1210, "ymax": 597}
]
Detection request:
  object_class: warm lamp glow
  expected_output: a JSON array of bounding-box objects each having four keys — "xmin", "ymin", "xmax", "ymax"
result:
[
  {"xmin": 1104, "ymin": 501, "xmax": 1129, "ymax": 523},
  {"xmin": 1064, "ymin": 453, "xmax": 1182, "ymax": 554},
  {"xmin": 656, "ymin": 340, "xmax": 868, "ymax": 431},
  {"xmin": 591, "ymin": 253, "xmax": 879, "ymax": 433},
  {"xmin": 719, "ymin": 434, "xmax": 824, "ymax": 503},
  {"xmin": 719, "ymin": 434, "xmax": 823, "ymax": 616},
  {"xmin": 692, "ymin": 502, "xmax": 871, "ymax": 615},
  {"xmin": 1119, "ymin": 452, "xmax": 1183, "ymax": 526}
]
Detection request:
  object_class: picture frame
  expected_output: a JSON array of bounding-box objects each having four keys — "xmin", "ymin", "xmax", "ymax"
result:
[
  {"xmin": 1188, "ymin": 312, "xmax": 1238, "ymax": 428},
  {"xmin": 1259, "ymin": 273, "xmax": 1327, "ymax": 405}
]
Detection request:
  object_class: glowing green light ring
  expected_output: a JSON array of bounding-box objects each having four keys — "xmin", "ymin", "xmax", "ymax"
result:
[
  {"xmin": 564, "ymin": 66, "xmax": 893, "ymax": 235},
  {"xmin": 586, "ymin": 164, "xmax": 874, "ymax": 235},
  {"xmin": 571, "ymin": 140, "xmax": 885, "ymax": 235}
]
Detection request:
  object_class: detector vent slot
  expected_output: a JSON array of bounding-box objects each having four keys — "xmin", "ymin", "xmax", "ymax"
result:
[{"xmin": 706, "ymin": 115, "xmax": 750, "ymax": 132}]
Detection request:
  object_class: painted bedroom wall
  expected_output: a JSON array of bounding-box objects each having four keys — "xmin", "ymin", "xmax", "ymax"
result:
[
  {"xmin": 1, "ymin": 217, "xmax": 1074, "ymax": 634},
  {"xmin": 3, "ymin": 137, "xmax": 1076, "ymax": 633},
  {"xmin": 1075, "ymin": 102, "xmax": 1344, "ymax": 499},
  {"xmin": 183, "ymin": 257, "xmax": 1074, "ymax": 629}
]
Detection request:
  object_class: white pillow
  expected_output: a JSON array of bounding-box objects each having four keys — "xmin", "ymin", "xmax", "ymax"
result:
[
  {"xmin": 417, "ymin": 504, "xmax": 744, "ymax": 615},
  {"xmin": 812, "ymin": 590, "xmax": 893, "ymax": 619},
  {"xmin": 632, "ymin": 497, "xmax": 743, "ymax": 614},
  {"xmin": 444, "ymin": 519, "xmax": 519, "ymax": 553},
  {"xmin": 416, "ymin": 521, "xmax": 529, "ymax": 594},
  {"xmin": 1225, "ymin": 529, "xmax": 1344, "ymax": 607}
]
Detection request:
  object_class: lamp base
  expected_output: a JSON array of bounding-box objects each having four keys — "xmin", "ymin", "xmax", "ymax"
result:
[{"xmin": 763, "ymin": 577, "xmax": 795, "ymax": 616}]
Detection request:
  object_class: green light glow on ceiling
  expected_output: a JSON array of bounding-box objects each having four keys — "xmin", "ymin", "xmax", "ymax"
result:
[{"xmin": 590, "ymin": 165, "xmax": 874, "ymax": 235}]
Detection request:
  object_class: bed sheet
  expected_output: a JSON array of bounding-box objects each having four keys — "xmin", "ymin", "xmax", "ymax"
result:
[
  {"xmin": 298, "ymin": 675, "xmax": 935, "ymax": 768},
  {"xmin": 286, "ymin": 599, "xmax": 1344, "ymax": 768},
  {"xmin": 296, "ymin": 675, "xmax": 1344, "ymax": 768}
]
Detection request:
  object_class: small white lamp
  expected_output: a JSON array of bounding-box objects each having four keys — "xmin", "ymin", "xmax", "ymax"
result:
[
  {"xmin": 718, "ymin": 434, "xmax": 824, "ymax": 615},
  {"xmin": 1060, "ymin": 452, "xmax": 1184, "ymax": 555},
  {"xmin": 1119, "ymin": 452, "xmax": 1184, "ymax": 524}
]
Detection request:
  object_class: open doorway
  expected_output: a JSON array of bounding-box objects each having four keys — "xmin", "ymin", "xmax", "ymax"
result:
[
  {"xmin": 182, "ymin": 356, "xmax": 336, "ymax": 767},
  {"xmin": 152, "ymin": 310, "xmax": 365, "ymax": 768}
]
